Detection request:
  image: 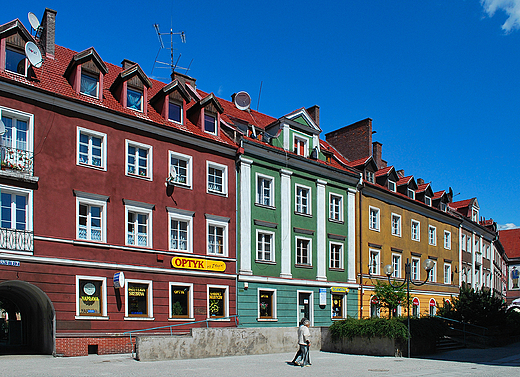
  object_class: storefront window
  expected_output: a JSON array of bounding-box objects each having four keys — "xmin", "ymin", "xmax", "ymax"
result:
[
  {"xmin": 171, "ymin": 285, "xmax": 190, "ymax": 318},
  {"xmin": 332, "ymin": 294, "xmax": 344, "ymax": 318},
  {"xmin": 128, "ymin": 282, "xmax": 149, "ymax": 317},
  {"xmin": 208, "ymin": 287, "xmax": 226, "ymax": 318},
  {"xmin": 259, "ymin": 290, "xmax": 273, "ymax": 319},
  {"xmin": 78, "ymin": 279, "xmax": 102, "ymax": 316}
]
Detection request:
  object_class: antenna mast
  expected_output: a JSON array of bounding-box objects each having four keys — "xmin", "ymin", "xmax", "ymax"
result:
[{"xmin": 152, "ymin": 24, "xmax": 187, "ymax": 79}]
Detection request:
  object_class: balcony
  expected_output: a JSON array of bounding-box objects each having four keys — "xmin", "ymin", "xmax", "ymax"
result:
[
  {"xmin": 0, "ymin": 146, "xmax": 38, "ymax": 183},
  {"xmin": 0, "ymin": 227, "xmax": 33, "ymax": 252}
]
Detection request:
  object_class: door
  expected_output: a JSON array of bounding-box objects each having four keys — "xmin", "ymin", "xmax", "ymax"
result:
[{"xmin": 298, "ymin": 292, "xmax": 312, "ymax": 324}]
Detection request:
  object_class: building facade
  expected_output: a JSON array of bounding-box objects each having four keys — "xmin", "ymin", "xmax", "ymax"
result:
[{"xmin": 0, "ymin": 10, "xmax": 238, "ymax": 356}]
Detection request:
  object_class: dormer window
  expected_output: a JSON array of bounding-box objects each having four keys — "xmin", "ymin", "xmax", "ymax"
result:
[
  {"xmin": 294, "ymin": 136, "xmax": 308, "ymax": 156},
  {"xmin": 127, "ymin": 87, "xmax": 143, "ymax": 112},
  {"xmin": 388, "ymin": 180, "xmax": 396, "ymax": 192},
  {"xmin": 425, "ymin": 196, "xmax": 432, "ymax": 206},
  {"xmin": 407, "ymin": 189, "xmax": 415, "ymax": 200},
  {"xmin": 169, "ymin": 102, "xmax": 182, "ymax": 124},
  {"xmin": 80, "ymin": 72, "xmax": 99, "ymax": 98},
  {"xmin": 472, "ymin": 208, "xmax": 479, "ymax": 222},
  {"xmin": 5, "ymin": 47, "xmax": 27, "ymax": 76},
  {"xmin": 204, "ymin": 113, "xmax": 216, "ymax": 134},
  {"xmin": 441, "ymin": 202, "xmax": 447, "ymax": 212},
  {"xmin": 365, "ymin": 170, "xmax": 375, "ymax": 183}
]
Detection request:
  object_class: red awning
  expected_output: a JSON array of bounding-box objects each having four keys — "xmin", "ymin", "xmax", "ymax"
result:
[{"xmin": 412, "ymin": 297, "xmax": 420, "ymax": 306}]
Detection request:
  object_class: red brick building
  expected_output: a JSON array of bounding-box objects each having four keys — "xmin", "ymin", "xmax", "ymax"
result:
[{"xmin": 0, "ymin": 9, "xmax": 238, "ymax": 356}]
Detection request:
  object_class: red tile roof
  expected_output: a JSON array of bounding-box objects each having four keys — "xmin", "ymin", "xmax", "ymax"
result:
[
  {"xmin": 375, "ymin": 165, "xmax": 394, "ymax": 177},
  {"xmin": 416, "ymin": 183, "xmax": 430, "ymax": 192},
  {"xmin": 397, "ymin": 175, "xmax": 413, "ymax": 186},
  {"xmin": 433, "ymin": 190, "xmax": 446, "ymax": 199},
  {"xmin": 449, "ymin": 199, "xmax": 474, "ymax": 209},
  {"xmin": 499, "ymin": 229, "xmax": 520, "ymax": 259},
  {"xmin": 345, "ymin": 156, "xmax": 371, "ymax": 167}
]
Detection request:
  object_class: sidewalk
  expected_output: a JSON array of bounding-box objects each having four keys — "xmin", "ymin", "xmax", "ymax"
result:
[{"xmin": 0, "ymin": 342, "xmax": 519, "ymax": 377}]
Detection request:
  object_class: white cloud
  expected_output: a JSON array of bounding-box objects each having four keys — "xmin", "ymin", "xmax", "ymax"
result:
[
  {"xmin": 481, "ymin": 0, "xmax": 520, "ymax": 32},
  {"xmin": 498, "ymin": 222, "xmax": 519, "ymax": 230}
]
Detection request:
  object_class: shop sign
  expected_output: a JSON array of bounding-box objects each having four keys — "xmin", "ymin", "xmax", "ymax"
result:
[
  {"xmin": 319, "ymin": 288, "xmax": 327, "ymax": 305},
  {"xmin": 0, "ymin": 259, "xmax": 20, "ymax": 267},
  {"xmin": 113, "ymin": 272, "xmax": 125, "ymax": 288},
  {"xmin": 171, "ymin": 257, "xmax": 226, "ymax": 272},
  {"xmin": 128, "ymin": 286, "xmax": 146, "ymax": 297},
  {"xmin": 330, "ymin": 287, "xmax": 349, "ymax": 293}
]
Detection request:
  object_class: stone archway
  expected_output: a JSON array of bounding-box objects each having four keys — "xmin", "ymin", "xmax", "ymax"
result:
[{"xmin": 0, "ymin": 281, "xmax": 55, "ymax": 354}]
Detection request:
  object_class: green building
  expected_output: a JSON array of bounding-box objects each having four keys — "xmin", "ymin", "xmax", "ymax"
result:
[{"xmin": 234, "ymin": 107, "xmax": 361, "ymax": 327}]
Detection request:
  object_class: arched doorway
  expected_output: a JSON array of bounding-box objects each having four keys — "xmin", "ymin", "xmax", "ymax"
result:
[{"xmin": 0, "ymin": 281, "xmax": 55, "ymax": 355}]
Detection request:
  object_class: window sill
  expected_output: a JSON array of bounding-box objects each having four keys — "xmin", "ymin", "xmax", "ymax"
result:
[
  {"xmin": 73, "ymin": 240, "xmax": 109, "ymax": 249},
  {"xmin": 207, "ymin": 190, "xmax": 228, "ymax": 198},
  {"xmin": 294, "ymin": 211, "xmax": 312, "ymax": 218},
  {"xmin": 124, "ymin": 317, "xmax": 155, "ymax": 321},
  {"xmin": 257, "ymin": 318, "xmax": 278, "ymax": 322},
  {"xmin": 255, "ymin": 260, "xmax": 276, "ymax": 265},
  {"xmin": 169, "ymin": 317, "xmax": 195, "ymax": 321},
  {"xmin": 391, "ymin": 233, "xmax": 401, "ymax": 238},
  {"xmin": 329, "ymin": 268, "xmax": 345, "ymax": 272},
  {"xmin": 369, "ymin": 227, "xmax": 380, "ymax": 232},
  {"xmin": 75, "ymin": 315, "xmax": 109, "ymax": 320},
  {"xmin": 126, "ymin": 172, "xmax": 152, "ymax": 181},
  {"xmin": 207, "ymin": 317, "xmax": 230, "ymax": 322},
  {"xmin": 331, "ymin": 317, "xmax": 346, "ymax": 321},
  {"xmin": 77, "ymin": 163, "xmax": 106, "ymax": 171},
  {"xmin": 328, "ymin": 219, "xmax": 344, "ymax": 224},
  {"xmin": 295, "ymin": 264, "xmax": 313, "ymax": 269},
  {"xmin": 169, "ymin": 183, "xmax": 192, "ymax": 190},
  {"xmin": 255, "ymin": 203, "xmax": 276, "ymax": 210},
  {"xmin": 411, "ymin": 238, "xmax": 420, "ymax": 242}
]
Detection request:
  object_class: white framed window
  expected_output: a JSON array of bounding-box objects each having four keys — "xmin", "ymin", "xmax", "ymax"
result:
[
  {"xmin": 168, "ymin": 101, "xmax": 183, "ymax": 124},
  {"xmin": 295, "ymin": 184, "xmax": 311, "ymax": 215},
  {"xmin": 369, "ymin": 207, "xmax": 380, "ymax": 231},
  {"xmin": 75, "ymin": 275, "xmax": 107, "ymax": 319},
  {"xmin": 428, "ymin": 261, "xmax": 437, "ymax": 283},
  {"xmin": 462, "ymin": 234, "xmax": 466, "ymax": 251},
  {"xmin": 125, "ymin": 279, "xmax": 153, "ymax": 319},
  {"xmin": 331, "ymin": 293, "xmax": 346, "ymax": 319},
  {"xmin": 425, "ymin": 196, "xmax": 432, "ymax": 206},
  {"xmin": 204, "ymin": 113, "xmax": 217, "ymax": 134},
  {"xmin": 329, "ymin": 241, "xmax": 344, "ymax": 269},
  {"xmin": 0, "ymin": 106, "xmax": 34, "ymax": 167},
  {"xmin": 126, "ymin": 140, "xmax": 152, "ymax": 180},
  {"xmin": 5, "ymin": 46, "xmax": 27, "ymax": 76},
  {"xmin": 75, "ymin": 191, "xmax": 108, "ymax": 242},
  {"xmin": 169, "ymin": 282, "xmax": 194, "ymax": 320},
  {"xmin": 206, "ymin": 215, "xmax": 229, "ymax": 257},
  {"xmin": 125, "ymin": 200, "xmax": 153, "ymax": 248},
  {"xmin": 444, "ymin": 264, "xmax": 452, "ymax": 284},
  {"xmin": 256, "ymin": 173, "xmax": 274, "ymax": 207},
  {"xmin": 207, "ymin": 161, "xmax": 228, "ymax": 195},
  {"xmin": 329, "ymin": 193, "xmax": 343, "ymax": 222},
  {"xmin": 256, "ymin": 230, "xmax": 275, "ymax": 262},
  {"xmin": 428, "ymin": 226, "xmax": 436, "ymax": 246},
  {"xmin": 388, "ymin": 180, "xmax": 396, "ymax": 192},
  {"xmin": 80, "ymin": 71, "xmax": 99, "ymax": 98},
  {"xmin": 391, "ymin": 213, "xmax": 401, "ymax": 236},
  {"xmin": 467, "ymin": 237, "xmax": 471, "ymax": 253},
  {"xmin": 411, "ymin": 258, "xmax": 420, "ymax": 280},
  {"xmin": 412, "ymin": 297, "xmax": 420, "ymax": 318},
  {"xmin": 208, "ymin": 285, "xmax": 229, "ymax": 320},
  {"xmin": 258, "ymin": 288, "xmax": 277, "ymax": 320},
  {"xmin": 369, "ymin": 249, "xmax": 380, "ymax": 275},
  {"xmin": 293, "ymin": 134, "xmax": 308, "ymax": 156},
  {"xmin": 296, "ymin": 236, "xmax": 312, "ymax": 266},
  {"xmin": 407, "ymin": 188, "xmax": 415, "ymax": 200},
  {"xmin": 0, "ymin": 185, "xmax": 33, "ymax": 233},
  {"xmin": 411, "ymin": 220, "xmax": 420, "ymax": 241},
  {"xmin": 365, "ymin": 170, "xmax": 375, "ymax": 183},
  {"xmin": 429, "ymin": 298, "xmax": 437, "ymax": 316},
  {"xmin": 441, "ymin": 202, "xmax": 447, "ymax": 212},
  {"xmin": 392, "ymin": 254, "xmax": 401, "ymax": 278},
  {"xmin": 444, "ymin": 231, "xmax": 451, "ymax": 250},
  {"xmin": 127, "ymin": 87, "xmax": 143, "ymax": 112},
  {"xmin": 169, "ymin": 151, "xmax": 193, "ymax": 188},
  {"xmin": 167, "ymin": 207, "xmax": 194, "ymax": 252},
  {"xmin": 77, "ymin": 127, "xmax": 106, "ymax": 170}
]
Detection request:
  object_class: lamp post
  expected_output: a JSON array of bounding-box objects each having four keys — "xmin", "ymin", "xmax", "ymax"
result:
[{"xmin": 383, "ymin": 258, "xmax": 434, "ymax": 358}]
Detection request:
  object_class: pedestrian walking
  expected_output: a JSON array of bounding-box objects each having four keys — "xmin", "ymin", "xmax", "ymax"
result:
[{"xmin": 294, "ymin": 319, "xmax": 311, "ymax": 367}]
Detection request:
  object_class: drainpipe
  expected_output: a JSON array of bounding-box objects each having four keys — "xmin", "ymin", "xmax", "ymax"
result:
[{"xmin": 357, "ymin": 174, "xmax": 364, "ymax": 319}]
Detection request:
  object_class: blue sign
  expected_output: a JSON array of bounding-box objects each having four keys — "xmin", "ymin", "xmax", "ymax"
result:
[{"xmin": 0, "ymin": 260, "xmax": 20, "ymax": 267}]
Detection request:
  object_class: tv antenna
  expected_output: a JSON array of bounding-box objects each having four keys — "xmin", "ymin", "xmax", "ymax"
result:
[
  {"xmin": 27, "ymin": 12, "xmax": 42, "ymax": 39},
  {"xmin": 152, "ymin": 23, "xmax": 189, "ymax": 80}
]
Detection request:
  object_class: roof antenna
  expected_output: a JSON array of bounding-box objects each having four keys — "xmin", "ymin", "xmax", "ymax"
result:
[{"xmin": 152, "ymin": 23, "xmax": 187, "ymax": 80}]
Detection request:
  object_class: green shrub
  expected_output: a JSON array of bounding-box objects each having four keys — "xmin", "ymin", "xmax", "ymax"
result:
[{"xmin": 329, "ymin": 317, "xmax": 408, "ymax": 342}]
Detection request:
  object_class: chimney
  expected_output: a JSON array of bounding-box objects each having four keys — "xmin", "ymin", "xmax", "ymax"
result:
[
  {"xmin": 325, "ymin": 118, "xmax": 373, "ymax": 161},
  {"xmin": 171, "ymin": 71, "xmax": 197, "ymax": 88},
  {"xmin": 396, "ymin": 169, "xmax": 405, "ymax": 178},
  {"xmin": 40, "ymin": 8, "xmax": 57, "ymax": 59},
  {"xmin": 121, "ymin": 59, "xmax": 136, "ymax": 70},
  {"xmin": 417, "ymin": 178, "xmax": 425, "ymax": 185},
  {"xmin": 372, "ymin": 141, "xmax": 383, "ymax": 169},
  {"xmin": 306, "ymin": 105, "xmax": 320, "ymax": 127}
]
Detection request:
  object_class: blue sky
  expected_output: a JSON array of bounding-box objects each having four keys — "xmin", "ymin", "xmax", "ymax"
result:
[{"xmin": 3, "ymin": 1, "xmax": 520, "ymax": 228}]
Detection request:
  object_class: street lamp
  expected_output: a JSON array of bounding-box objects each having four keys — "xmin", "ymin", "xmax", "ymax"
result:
[{"xmin": 384, "ymin": 258, "xmax": 435, "ymax": 358}]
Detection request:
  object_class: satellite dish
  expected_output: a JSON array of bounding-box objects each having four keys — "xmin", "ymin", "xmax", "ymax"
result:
[
  {"xmin": 234, "ymin": 91, "xmax": 251, "ymax": 111},
  {"xmin": 169, "ymin": 166, "xmax": 177, "ymax": 180},
  {"xmin": 28, "ymin": 12, "xmax": 40, "ymax": 30},
  {"xmin": 0, "ymin": 120, "xmax": 5, "ymax": 136},
  {"xmin": 25, "ymin": 41, "xmax": 43, "ymax": 68}
]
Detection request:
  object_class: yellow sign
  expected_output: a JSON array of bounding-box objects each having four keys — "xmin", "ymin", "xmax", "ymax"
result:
[
  {"xmin": 331, "ymin": 287, "xmax": 349, "ymax": 293},
  {"xmin": 171, "ymin": 257, "xmax": 226, "ymax": 272}
]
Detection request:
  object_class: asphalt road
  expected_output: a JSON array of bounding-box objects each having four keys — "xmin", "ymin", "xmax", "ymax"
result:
[{"xmin": 0, "ymin": 342, "xmax": 519, "ymax": 377}]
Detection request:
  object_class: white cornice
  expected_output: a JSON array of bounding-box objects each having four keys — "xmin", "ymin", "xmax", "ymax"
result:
[{"xmin": 237, "ymin": 274, "xmax": 359, "ymax": 289}]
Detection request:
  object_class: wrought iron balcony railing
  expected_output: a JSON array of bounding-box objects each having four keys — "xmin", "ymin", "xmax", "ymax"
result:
[
  {"xmin": 1, "ymin": 146, "xmax": 34, "ymax": 175},
  {"xmin": 0, "ymin": 227, "xmax": 33, "ymax": 252}
]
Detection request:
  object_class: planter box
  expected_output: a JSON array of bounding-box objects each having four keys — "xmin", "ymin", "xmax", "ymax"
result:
[{"xmin": 321, "ymin": 328, "xmax": 404, "ymax": 356}]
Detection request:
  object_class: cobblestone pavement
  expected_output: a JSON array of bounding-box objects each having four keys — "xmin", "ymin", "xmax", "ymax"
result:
[{"xmin": 0, "ymin": 342, "xmax": 519, "ymax": 377}]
